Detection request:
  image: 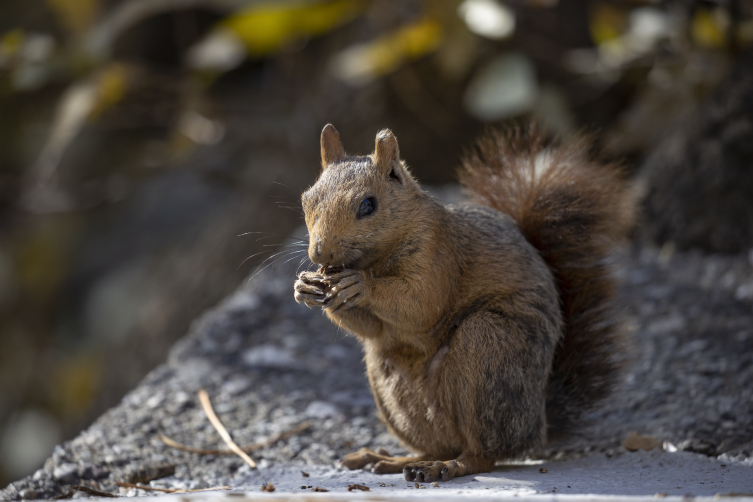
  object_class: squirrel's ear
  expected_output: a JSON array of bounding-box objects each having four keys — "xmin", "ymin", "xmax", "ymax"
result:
[
  {"xmin": 320, "ymin": 124, "xmax": 345, "ymax": 169},
  {"xmin": 374, "ymin": 129, "xmax": 404, "ymax": 183}
]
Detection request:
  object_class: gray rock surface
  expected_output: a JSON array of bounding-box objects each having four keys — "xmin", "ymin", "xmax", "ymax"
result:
[
  {"xmin": 640, "ymin": 48, "xmax": 753, "ymax": 253},
  {"xmin": 2, "ymin": 244, "xmax": 752, "ymax": 500}
]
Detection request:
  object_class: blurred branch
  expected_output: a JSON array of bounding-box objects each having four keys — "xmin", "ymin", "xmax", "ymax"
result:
[
  {"xmin": 31, "ymin": 78, "xmax": 98, "ymax": 184},
  {"xmin": 85, "ymin": 0, "xmax": 233, "ymax": 61},
  {"xmin": 24, "ymin": 0, "xmax": 361, "ymax": 210},
  {"xmin": 83, "ymin": 0, "xmax": 329, "ymax": 61},
  {"xmin": 25, "ymin": 62, "xmax": 133, "ymax": 212},
  {"xmin": 329, "ymin": 18, "xmax": 443, "ymax": 85}
]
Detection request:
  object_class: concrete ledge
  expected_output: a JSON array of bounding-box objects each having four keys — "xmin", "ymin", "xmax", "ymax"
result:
[
  {"xmin": 102, "ymin": 495, "xmax": 753, "ymax": 502},
  {"xmin": 2, "ymin": 246, "xmax": 752, "ymax": 500}
]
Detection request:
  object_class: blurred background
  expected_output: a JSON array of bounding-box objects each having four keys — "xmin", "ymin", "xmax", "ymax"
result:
[{"xmin": 0, "ymin": 0, "xmax": 750, "ymax": 487}]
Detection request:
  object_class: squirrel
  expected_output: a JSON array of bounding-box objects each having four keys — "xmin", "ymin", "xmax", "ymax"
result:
[{"xmin": 293, "ymin": 124, "xmax": 634, "ymax": 482}]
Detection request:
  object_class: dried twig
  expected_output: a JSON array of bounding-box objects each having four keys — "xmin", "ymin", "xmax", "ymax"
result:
[
  {"xmin": 115, "ymin": 482, "xmax": 172, "ymax": 493},
  {"xmin": 347, "ymin": 483, "xmax": 370, "ymax": 492},
  {"xmin": 114, "ymin": 482, "xmax": 229, "ymax": 494},
  {"xmin": 157, "ymin": 421, "xmax": 310, "ymax": 455},
  {"xmin": 198, "ymin": 389, "xmax": 257, "ymax": 469},
  {"xmin": 157, "ymin": 435, "xmax": 223, "ymax": 455},
  {"xmin": 69, "ymin": 485, "xmax": 119, "ymax": 498},
  {"xmin": 125, "ymin": 463, "xmax": 175, "ymax": 484}
]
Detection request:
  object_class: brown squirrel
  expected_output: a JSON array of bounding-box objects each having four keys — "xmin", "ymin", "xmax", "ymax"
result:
[{"xmin": 293, "ymin": 124, "xmax": 634, "ymax": 482}]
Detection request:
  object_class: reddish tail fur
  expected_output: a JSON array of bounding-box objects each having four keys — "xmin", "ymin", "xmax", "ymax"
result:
[{"xmin": 459, "ymin": 126, "xmax": 634, "ymax": 438}]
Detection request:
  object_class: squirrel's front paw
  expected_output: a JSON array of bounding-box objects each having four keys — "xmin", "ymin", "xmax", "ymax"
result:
[
  {"xmin": 322, "ymin": 269, "xmax": 367, "ymax": 313},
  {"xmin": 294, "ymin": 271, "xmax": 327, "ymax": 309}
]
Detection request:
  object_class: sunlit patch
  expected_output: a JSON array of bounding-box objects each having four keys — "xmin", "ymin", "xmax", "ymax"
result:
[{"xmin": 458, "ymin": 0, "xmax": 515, "ymax": 40}]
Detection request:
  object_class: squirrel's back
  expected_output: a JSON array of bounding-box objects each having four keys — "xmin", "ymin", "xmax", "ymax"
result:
[{"xmin": 459, "ymin": 126, "xmax": 635, "ymax": 438}]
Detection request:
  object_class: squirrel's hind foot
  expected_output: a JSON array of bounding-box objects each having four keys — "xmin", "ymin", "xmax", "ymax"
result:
[
  {"xmin": 341, "ymin": 448, "xmax": 494, "ymax": 482},
  {"xmin": 340, "ymin": 448, "xmax": 429, "ymax": 474},
  {"xmin": 403, "ymin": 454, "xmax": 495, "ymax": 482},
  {"xmin": 340, "ymin": 447, "xmax": 392, "ymax": 470}
]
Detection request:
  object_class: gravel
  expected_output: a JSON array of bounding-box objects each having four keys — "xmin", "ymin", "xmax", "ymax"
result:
[{"xmin": 1, "ymin": 242, "xmax": 752, "ymax": 500}]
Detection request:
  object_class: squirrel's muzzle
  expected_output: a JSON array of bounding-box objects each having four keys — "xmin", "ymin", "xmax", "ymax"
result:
[
  {"xmin": 312, "ymin": 235, "xmax": 322, "ymax": 259},
  {"xmin": 309, "ymin": 234, "xmax": 333, "ymax": 265},
  {"xmin": 309, "ymin": 234, "xmax": 342, "ymax": 267}
]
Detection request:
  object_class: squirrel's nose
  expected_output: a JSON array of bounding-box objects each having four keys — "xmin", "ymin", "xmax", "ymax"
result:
[{"xmin": 310, "ymin": 235, "xmax": 323, "ymax": 263}]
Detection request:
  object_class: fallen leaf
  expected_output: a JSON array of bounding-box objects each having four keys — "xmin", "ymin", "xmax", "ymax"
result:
[
  {"xmin": 330, "ymin": 19, "xmax": 443, "ymax": 86},
  {"xmin": 622, "ymin": 431, "xmax": 661, "ymax": 451},
  {"xmin": 347, "ymin": 484, "xmax": 369, "ymax": 491}
]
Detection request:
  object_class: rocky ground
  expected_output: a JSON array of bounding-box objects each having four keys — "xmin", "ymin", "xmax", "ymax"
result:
[{"xmin": 2, "ymin": 236, "xmax": 752, "ymax": 500}]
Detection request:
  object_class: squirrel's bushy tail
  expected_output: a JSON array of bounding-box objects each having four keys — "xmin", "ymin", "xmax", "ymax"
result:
[{"xmin": 459, "ymin": 126, "xmax": 634, "ymax": 439}]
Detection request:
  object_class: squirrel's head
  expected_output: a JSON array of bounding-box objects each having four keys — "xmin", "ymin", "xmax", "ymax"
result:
[{"xmin": 302, "ymin": 124, "xmax": 423, "ymax": 270}]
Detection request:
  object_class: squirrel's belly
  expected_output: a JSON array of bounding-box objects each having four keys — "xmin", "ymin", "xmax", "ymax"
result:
[{"xmin": 365, "ymin": 348, "xmax": 465, "ymax": 458}]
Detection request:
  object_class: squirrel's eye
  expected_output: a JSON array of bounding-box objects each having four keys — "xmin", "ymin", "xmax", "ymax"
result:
[{"xmin": 358, "ymin": 198, "xmax": 376, "ymax": 218}]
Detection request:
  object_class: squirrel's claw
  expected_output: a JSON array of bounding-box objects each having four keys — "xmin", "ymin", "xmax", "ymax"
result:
[
  {"xmin": 295, "ymin": 281, "xmax": 324, "ymax": 296},
  {"xmin": 298, "ymin": 270, "xmax": 326, "ymax": 284},
  {"xmin": 403, "ymin": 461, "xmax": 451, "ymax": 483},
  {"xmin": 322, "ymin": 269, "xmax": 366, "ymax": 314},
  {"xmin": 294, "ymin": 277, "xmax": 327, "ymax": 308},
  {"xmin": 328, "ymin": 293, "xmax": 361, "ymax": 315}
]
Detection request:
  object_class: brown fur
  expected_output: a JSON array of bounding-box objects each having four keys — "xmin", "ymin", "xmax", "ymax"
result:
[
  {"xmin": 293, "ymin": 124, "xmax": 634, "ymax": 482},
  {"xmin": 458, "ymin": 126, "xmax": 634, "ymax": 438}
]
